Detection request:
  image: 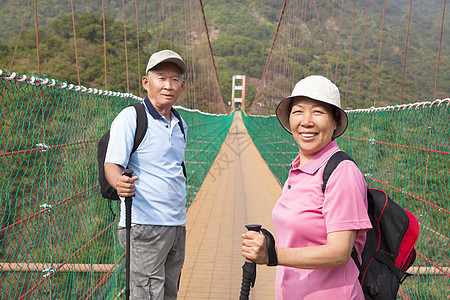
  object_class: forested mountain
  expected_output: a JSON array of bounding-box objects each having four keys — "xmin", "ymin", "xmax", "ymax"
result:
[{"xmin": 0, "ymin": 0, "xmax": 448, "ymax": 109}]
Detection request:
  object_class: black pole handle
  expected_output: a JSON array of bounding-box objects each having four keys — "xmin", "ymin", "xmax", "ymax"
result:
[
  {"xmin": 245, "ymin": 224, "xmax": 262, "ymax": 232},
  {"xmin": 239, "ymin": 224, "xmax": 262, "ymax": 300},
  {"xmin": 123, "ymin": 168, "xmax": 134, "ymax": 300}
]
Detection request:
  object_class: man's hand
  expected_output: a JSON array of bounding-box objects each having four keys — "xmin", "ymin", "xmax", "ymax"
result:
[
  {"xmin": 115, "ymin": 174, "xmax": 139, "ymax": 197},
  {"xmin": 104, "ymin": 163, "xmax": 138, "ymax": 197}
]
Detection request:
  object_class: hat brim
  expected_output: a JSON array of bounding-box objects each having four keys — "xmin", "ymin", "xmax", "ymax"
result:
[{"xmin": 275, "ymin": 96, "xmax": 348, "ymax": 139}]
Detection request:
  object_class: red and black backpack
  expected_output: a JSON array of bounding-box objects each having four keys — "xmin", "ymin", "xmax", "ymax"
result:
[{"xmin": 322, "ymin": 151, "xmax": 420, "ymax": 300}]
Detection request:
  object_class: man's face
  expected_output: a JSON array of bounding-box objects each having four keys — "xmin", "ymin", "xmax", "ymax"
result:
[{"xmin": 143, "ymin": 62, "xmax": 185, "ymax": 108}]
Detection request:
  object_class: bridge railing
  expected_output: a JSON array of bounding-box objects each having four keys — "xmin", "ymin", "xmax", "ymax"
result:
[
  {"xmin": 242, "ymin": 99, "xmax": 450, "ymax": 299},
  {"xmin": 0, "ymin": 70, "xmax": 233, "ymax": 299}
]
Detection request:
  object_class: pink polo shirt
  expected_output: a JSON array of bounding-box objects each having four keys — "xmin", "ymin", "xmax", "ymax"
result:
[{"xmin": 272, "ymin": 140, "xmax": 372, "ymax": 299}]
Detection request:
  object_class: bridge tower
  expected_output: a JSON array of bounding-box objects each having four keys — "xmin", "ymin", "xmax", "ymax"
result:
[{"xmin": 231, "ymin": 75, "xmax": 246, "ymax": 112}]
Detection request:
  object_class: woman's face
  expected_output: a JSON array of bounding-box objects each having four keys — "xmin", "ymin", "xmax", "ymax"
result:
[{"xmin": 289, "ymin": 97, "xmax": 337, "ymax": 164}]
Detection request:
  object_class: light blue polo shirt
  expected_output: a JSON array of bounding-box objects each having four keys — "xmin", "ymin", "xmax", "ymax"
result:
[{"xmin": 105, "ymin": 97, "xmax": 187, "ymax": 227}]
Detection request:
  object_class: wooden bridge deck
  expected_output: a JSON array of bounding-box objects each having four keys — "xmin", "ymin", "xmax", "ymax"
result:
[{"xmin": 178, "ymin": 112, "xmax": 282, "ymax": 299}]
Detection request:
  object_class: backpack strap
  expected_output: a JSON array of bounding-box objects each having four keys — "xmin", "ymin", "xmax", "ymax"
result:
[
  {"xmin": 321, "ymin": 151, "xmax": 355, "ymax": 193},
  {"xmin": 171, "ymin": 107, "xmax": 187, "ymax": 179},
  {"xmin": 322, "ymin": 151, "xmax": 361, "ymax": 271},
  {"xmin": 130, "ymin": 102, "xmax": 148, "ymax": 153},
  {"xmin": 108, "ymin": 102, "xmax": 147, "ymax": 219},
  {"xmin": 171, "ymin": 107, "xmax": 186, "ymax": 139}
]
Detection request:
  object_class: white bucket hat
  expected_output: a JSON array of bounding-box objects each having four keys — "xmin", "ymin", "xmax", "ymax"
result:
[
  {"xmin": 275, "ymin": 75, "xmax": 348, "ymax": 139},
  {"xmin": 146, "ymin": 50, "xmax": 187, "ymax": 74}
]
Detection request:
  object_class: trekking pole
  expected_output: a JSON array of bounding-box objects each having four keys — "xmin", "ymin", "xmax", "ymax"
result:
[
  {"xmin": 239, "ymin": 224, "xmax": 262, "ymax": 300},
  {"xmin": 122, "ymin": 168, "xmax": 134, "ymax": 300}
]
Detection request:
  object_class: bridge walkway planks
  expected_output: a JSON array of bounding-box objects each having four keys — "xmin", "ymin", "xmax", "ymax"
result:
[{"xmin": 178, "ymin": 112, "xmax": 282, "ymax": 299}]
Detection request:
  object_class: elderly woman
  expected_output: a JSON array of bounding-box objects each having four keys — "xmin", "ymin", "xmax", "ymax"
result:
[{"xmin": 242, "ymin": 75, "xmax": 372, "ymax": 299}]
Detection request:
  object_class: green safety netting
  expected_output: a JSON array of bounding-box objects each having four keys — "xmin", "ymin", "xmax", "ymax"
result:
[
  {"xmin": 242, "ymin": 101, "xmax": 450, "ymax": 299},
  {"xmin": 0, "ymin": 70, "xmax": 232, "ymax": 299}
]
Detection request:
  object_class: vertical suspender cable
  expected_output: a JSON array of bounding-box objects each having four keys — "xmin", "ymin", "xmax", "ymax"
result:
[
  {"xmin": 374, "ymin": 0, "xmax": 387, "ymax": 107},
  {"xmin": 252, "ymin": 0, "xmax": 289, "ymax": 111},
  {"xmin": 70, "ymin": 0, "xmax": 81, "ymax": 86},
  {"xmin": 189, "ymin": 0, "xmax": 197, "ymax": 109},
  {"xmin": 288, "ymin": 0, "xmax": 299, "ymax": 87},
  {"xmin": 356, "ymin": 0, "xmax": 370, "ymax": 109},
  {"xmin": 144, "ymin": 0, "xmax": 149, "ymax": 55},
  {"xmin": 306, "ymin": 1, "xmax": 314, "ymax": 73},
  {"xmin": 122, "ymin": 0, "xmax": 130, "ymax": 92},
  {"xmin": 102, "ymin": 0, "xmax": 108, "ymax": 90},
  {"xmin": 300, "ymin": 0, "xmax": 307, "ymax": 78},
  {"xmin": 312, "ymin": 0, "xmax": 332, "ymax": 76},
  {"xmin": 156, "ymin": 0, "xmax": 160, "ymax": 51},
  {"xmin": 334, "ymin": 0, "xmax": 344, "ymax": 82},
  {"xmin": 9, "ymin": 0, "xmax": 31, "ymax": 71},
  {"xmin": 306, "ymin": 1, "xmax": 314, "ymax": 75},
  {"xmin": 344, "ymin": 0, "xmax": 357, "ymax": 109},
  {"xmin": 169, "ymin": 0, "xmax": 173, "ymax": 49},
  {"xmin": 327, "ymin": 0, "xmax": 336, "ymax": 78},
  {"xmin": 433, "ymin": 0, "xmax": 446, "ymax": 99},
  {"xmin": 162, "ymin": 0, "xmax": 166, "ymax": 48},
  {"xmin": 400, "ymin": 0, "xmax": 412, "ymax": 105},
  {"xmin": 33, "ymin": 0, "xmax": 40, "ymax": 74},
  {"xmin": 135, "ymin": 0, "xmax": 141, "ymax": 96}
]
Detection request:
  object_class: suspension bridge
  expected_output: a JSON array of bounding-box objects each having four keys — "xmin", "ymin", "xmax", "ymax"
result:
[{"xmin": 1, "ymin": 0, "xmax": 449, "ymax": 299}]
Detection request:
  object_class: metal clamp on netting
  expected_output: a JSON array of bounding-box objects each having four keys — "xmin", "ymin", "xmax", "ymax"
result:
[
  {"xmin": 36, "ymin": 143, "xmax": 50, "ymax": 153},
  {"xmin": 42, "ymin": 267, "xmax": 55, "ymax": 278},
  {"xmin": 40, "ymin": 204, "xmax": 54, "ymax": 214}
]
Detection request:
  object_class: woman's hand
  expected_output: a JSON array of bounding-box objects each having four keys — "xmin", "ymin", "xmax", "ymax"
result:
[{"xmin": 241, "ymin": 230, "xmax": 269, "ymax": 265}]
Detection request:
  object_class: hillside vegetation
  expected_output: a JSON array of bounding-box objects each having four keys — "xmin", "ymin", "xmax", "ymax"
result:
[{"xmin": 0, "ymin": 0, "xmax": 448, "ymax": 110}]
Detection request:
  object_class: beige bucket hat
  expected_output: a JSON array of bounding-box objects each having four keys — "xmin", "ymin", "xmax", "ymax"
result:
[
  {"xmin": 275, "ymin": 75, "xmax": 348, "ymax": 139},
  {"xmin": 146, "ymin": 50, "xmax": 187, "ymax": 74}
]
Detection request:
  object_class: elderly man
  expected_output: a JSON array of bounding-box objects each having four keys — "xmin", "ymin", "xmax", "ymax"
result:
[{"xmin": 104, "ymin": 49, "xmax": 188, "ymax": 299}]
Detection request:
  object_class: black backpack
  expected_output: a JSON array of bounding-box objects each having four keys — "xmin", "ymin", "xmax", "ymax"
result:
[
  {"xmin": 97, "ymin": 102, "xmax": 187, "ymax": 200},
  {"xmin": 322, "ymin": 151, "xmax": 419, "ymax": 300}
]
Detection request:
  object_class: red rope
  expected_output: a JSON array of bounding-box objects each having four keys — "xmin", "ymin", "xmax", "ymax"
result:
[
  {"xmin": 398, "ymin": 288, "xmax": 411, "ymax": 300},
  {"xmin": 0, "ymin": 185, "xmax": 99, "ymax": 235},
  {"xmin": 19, "ymin": 217, "xmax": 119, "ymax": 300},
  {"xmin": 9, "ymin": 0, "xmax": 32, "ymax": 71},
  {"xmin": 0, "ymin": 138, "xmax": 99, "ymax": 158},
  {"xmin": 433, "ymin": 0, "xmax": 446, "ymax": 99},
  {"xmin": 81, "ymin": 253, "xmax": 125, "ymax": 300},
  {"xmin": 367, "ymin": 176, "xmax": 450, "ymax": 215},
  {"xmin": 417, "ymin": 251, "xmax": 450, "ymax": 278},
  {"xmin": 342, "ymin": 135, "xmax": 450, "ymax": 155}
]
